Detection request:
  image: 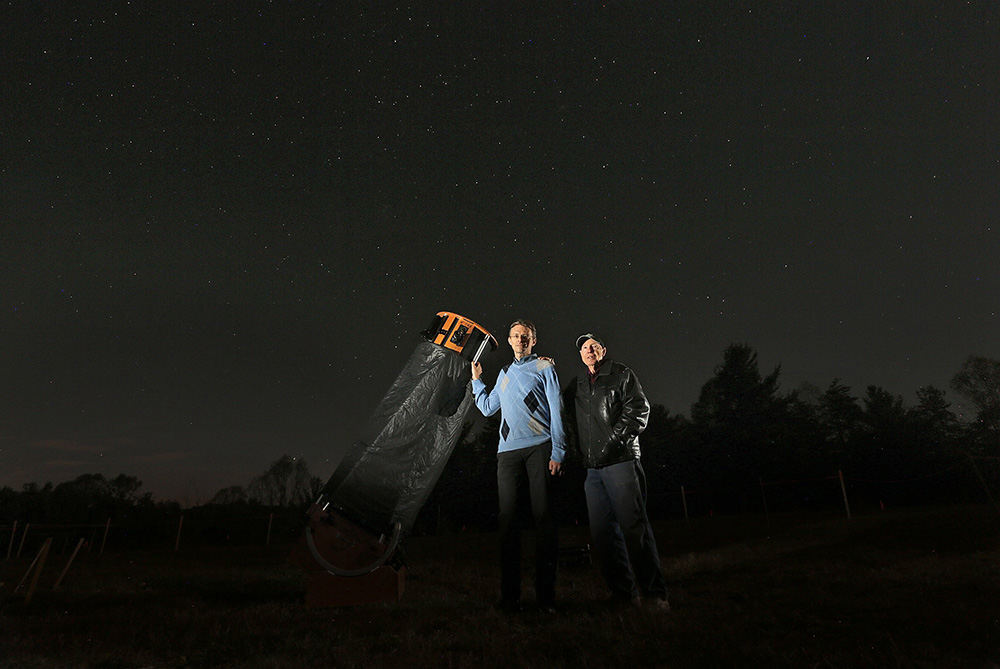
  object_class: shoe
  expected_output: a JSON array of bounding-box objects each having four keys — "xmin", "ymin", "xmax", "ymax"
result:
[
  {"xmin": 536, "ymin": 600, "xmax": 557, "ymax": 614},
  {"xmin": 608, "ymin": 595, "xmax": 642, "ymax": 610},
  {"xmin": 495, "ymin": 598, "xmax": 522, "ymax": 614},
  {"xmin": 648, "ymin": 597, "xmax": 671, "ymax": 613}
]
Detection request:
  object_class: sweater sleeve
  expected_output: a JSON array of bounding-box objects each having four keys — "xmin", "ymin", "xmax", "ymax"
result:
[
  {"xmin": 472, "ymin": 374, "xmax": 502, "ymax": 417},
  {"xmin": 543, "ymin": 365, "xmax": 567, "ymax": 462}
]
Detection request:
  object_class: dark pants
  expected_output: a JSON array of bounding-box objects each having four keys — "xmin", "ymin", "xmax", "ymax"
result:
[
  {"xmin": 585, "ymin": 459, "xmax": 668, "ymax": 601},
  {"xmin": 497, "ymin": 442, "xmax": 557, "ymax": 605}
]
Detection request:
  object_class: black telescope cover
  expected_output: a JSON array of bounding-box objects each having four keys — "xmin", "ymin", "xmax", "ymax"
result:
[{"xmin": 321, "ymin": 340, "xmax": 473, "ymax": 536}]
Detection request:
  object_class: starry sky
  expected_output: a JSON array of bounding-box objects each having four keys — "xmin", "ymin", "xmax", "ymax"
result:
[{"xmin": 3, "ymin": 3, "xmax": 998, "ymax": 503}]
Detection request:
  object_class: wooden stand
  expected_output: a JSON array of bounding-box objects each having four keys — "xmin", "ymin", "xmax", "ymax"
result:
[
  {"xmin": 290, "ymin": 505, "xmax": 405, "ymax": 608},
  {"xmin": 302, "ymin": 564, "xmax": 405, "ymax": 608}
]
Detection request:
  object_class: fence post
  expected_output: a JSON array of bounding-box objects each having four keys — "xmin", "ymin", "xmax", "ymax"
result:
[
  {"xmin": 759, "ymin": 478, "xmax": 770, "ymax": 526},
  {"xmin": 6, "ymin": 520, "xmax": 16, "ymax": 560},
  {"xmin": 680, "ymin": 485, "xmax": 689, "ymax": 522},
  {"xmin": 266, "ymin": 513, "xmax": 274, "ymax": 546},
  {"xmin": 53, "ymin": 537, "xmax": 86, "ymax": 590},
  {"xmin": 17, "ymin": 537, "xmax": 53, "ymax": 605},
  {"xmin": 174, "ymin": 514, "xmax": 184, "ymax": 552},
  {"xmin": 967, "ymin": 455, "xmax": 1000, "ymax": 515},
  {"xmin": 838, "ymin": 470, "xmax": 852, "ymax": 520},
  {"xmin": 100, "ymin": 518, "xmax": 111, "ymax": 556},
  {"xmin": 17, "ymin": 522, "xmax": 30, "ymax": 558}
]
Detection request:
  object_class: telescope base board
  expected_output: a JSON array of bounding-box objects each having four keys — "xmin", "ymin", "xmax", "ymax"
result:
[{"xmin": 303, "ymin": 565, "xmax": 405, "ymax": 608}]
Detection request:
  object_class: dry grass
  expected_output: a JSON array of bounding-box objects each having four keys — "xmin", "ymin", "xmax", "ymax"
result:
[{"xmin": 2, "ymin": 506, "xmax": 999, "ymax": 668}]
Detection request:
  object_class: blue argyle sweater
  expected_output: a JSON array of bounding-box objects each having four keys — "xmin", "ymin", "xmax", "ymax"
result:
[{"xmin": 471, "ymin": 354, "xmax": 566, "ymax": 463}]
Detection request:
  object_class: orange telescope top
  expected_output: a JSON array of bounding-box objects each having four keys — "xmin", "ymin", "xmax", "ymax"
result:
[{"xmin": 422, "ymin": 311, "xmax": 498, "ymax": 363}]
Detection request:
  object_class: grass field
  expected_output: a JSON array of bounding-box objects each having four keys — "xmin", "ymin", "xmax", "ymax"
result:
[{"xmin": 2, "ymin": 505, "xmax": 999, "ymax": 668}]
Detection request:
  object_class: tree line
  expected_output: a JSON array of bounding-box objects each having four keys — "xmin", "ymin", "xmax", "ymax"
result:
[
  {"xmin": 420, "ymin": 346, "xmax": 1000, "ymax": 532},
  {"xmin": 3, "ymin": 346, "xmax": 998, "ymax": 536}
]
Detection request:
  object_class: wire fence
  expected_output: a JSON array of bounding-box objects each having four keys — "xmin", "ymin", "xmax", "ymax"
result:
[
  {"xmin": 3, "ymin": 456, "xmax": 998, "ymax": 561},
  {"xmin": 2, "ymin": 509, "xmax": 306, "ymax": 562},
  {"xmin": 642, "ymin": 453, "xmax": 1000, "ymax": 524}
]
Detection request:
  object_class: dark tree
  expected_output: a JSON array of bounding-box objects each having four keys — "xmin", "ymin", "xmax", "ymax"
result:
[
  {"xmin": 246, "ymin": 455, "xmax": 321, "ymax": 507},
  {"xmin": 209, "ymin": 485, "xmax": 248, "ymax": 505},
  {"xmin": 951, "ymin": 356, "xmax": 1000, "ymax": 453},
  {"xmin": 689, "ymin": 344, "xmax": 792, "ymax": 510},
  {"xmin": 780, "ymin": 390, "xmax": 830, "ymax": 478},
  {"xmin": 816, "ymin": 379, "xmax": 863, "ymax": 462},
  {"xmin": 857, "ymin": 385, "xmax": 909, "ymax": 477},
  {"xmin": 640, "ymin": 403, "xmax": 690, "ymax": 518},
  {"xmin": 908, "ymin": 385, "xmax": 961, "ymax": 456},
  {"xmin": 109, "ymin": 474, "xmax": 147, "ymax": 505}
]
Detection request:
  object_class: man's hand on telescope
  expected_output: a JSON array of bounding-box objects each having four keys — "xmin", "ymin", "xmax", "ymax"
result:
[{"xmin": 471, "ymin": 361, "xmax": 482, "ymax": 381}]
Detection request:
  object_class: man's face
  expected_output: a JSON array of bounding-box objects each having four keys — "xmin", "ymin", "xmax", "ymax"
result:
[
  {"xmin": 508, "ymin": 324, "xmax": 536, "ymax": 358},
  {"xmin": 579, "ymin": 338, "xmax": 606, "ymax": 368}
]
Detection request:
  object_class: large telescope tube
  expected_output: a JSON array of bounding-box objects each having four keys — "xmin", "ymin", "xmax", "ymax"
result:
[{"xmin": 295, "ymin": 312, "xmax": 497, "ymax": 604}]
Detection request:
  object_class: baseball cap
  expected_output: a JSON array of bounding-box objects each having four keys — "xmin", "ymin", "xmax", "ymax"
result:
[{"xmin": 575, "ymin": 333, "xmax": 605, "ymax": 350}]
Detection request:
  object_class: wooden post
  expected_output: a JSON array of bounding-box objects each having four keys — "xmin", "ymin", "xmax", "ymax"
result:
[
  {"xmin": 53, "ymin": 538, "xmax": 85, "ymax": 590},
  {"xmin": 15, "ymin": 539, "xmax": 47, "ymax": 592},
  {"xmin": 680, "ymin": 485, "xmax": 689, "ymax": 522},
  {"xmin": 759, "ymin": 478, "xmax": 770, "ymax": 526},
  {"xmin": 967, "ymin": 455, "xmax": 1000, "ymax": 515},
  {"xmin": 838, "ymin": 470, "xmax": 852, "ymax": 520},
  {"xmin": 100, "ymin": 518, "xmax": 111, "ymax": 556},
  {"xmin": 174, "ymin": 514, "xmax": 184, "ymax": 552},
  {"xmin": 265, "ymin": 513, "xmax": 274, "ymax": 546},
  {"xmin": 18, "ymin": 537, "xmax": 53, "ymax": 604},
  {"xmin": 16, "ymin": 522, "xmax": 30, "ymax": 558},
  {"xmin": 6, "ymin": 520, "xmax": 16, "ymax": 560}
]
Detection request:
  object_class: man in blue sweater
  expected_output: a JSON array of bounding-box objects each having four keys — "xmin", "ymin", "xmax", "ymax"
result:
[{"xmin": 471, "ymin": 318, "xmax": 566, "ymax": 611}]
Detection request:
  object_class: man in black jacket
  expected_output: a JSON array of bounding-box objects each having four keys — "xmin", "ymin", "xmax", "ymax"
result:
[{"xmin": 564, "ymin": 333, "xmax": 670, "ymax": 611}]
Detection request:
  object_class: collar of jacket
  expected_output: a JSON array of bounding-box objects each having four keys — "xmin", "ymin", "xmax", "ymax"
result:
[{"xmin": 585, "ymin": 358, "xmax": 615, "ymax": 379}]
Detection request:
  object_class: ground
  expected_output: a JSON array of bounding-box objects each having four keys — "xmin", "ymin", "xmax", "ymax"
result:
[{"xmin": 2, "ymin": 506, "xmax": 999, "ymax": 668}]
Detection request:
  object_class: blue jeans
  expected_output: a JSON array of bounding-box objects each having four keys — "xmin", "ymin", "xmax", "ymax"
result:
[
  {"xmin": 497, "ymin": 443, "xmax": 557, "ymax": 605},
  {"xmin": 585, "ymin": 459, "xmax": 668, "ymax": 600}
]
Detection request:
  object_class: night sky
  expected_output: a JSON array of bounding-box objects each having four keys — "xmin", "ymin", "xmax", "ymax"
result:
[{"xmin": 4, "ymin": 4, "xmax": 998, "ymax": 503}]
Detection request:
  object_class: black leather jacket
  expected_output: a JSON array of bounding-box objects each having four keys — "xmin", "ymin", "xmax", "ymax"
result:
[{"xmin": 564, "ymin": 359, "xmax": 650, "ymax": 469}]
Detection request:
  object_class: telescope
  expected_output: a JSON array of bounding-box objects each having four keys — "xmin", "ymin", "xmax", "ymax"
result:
[{"xmin": 290, "ymin": 312, "xmax": 498, "ymax": 607}]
